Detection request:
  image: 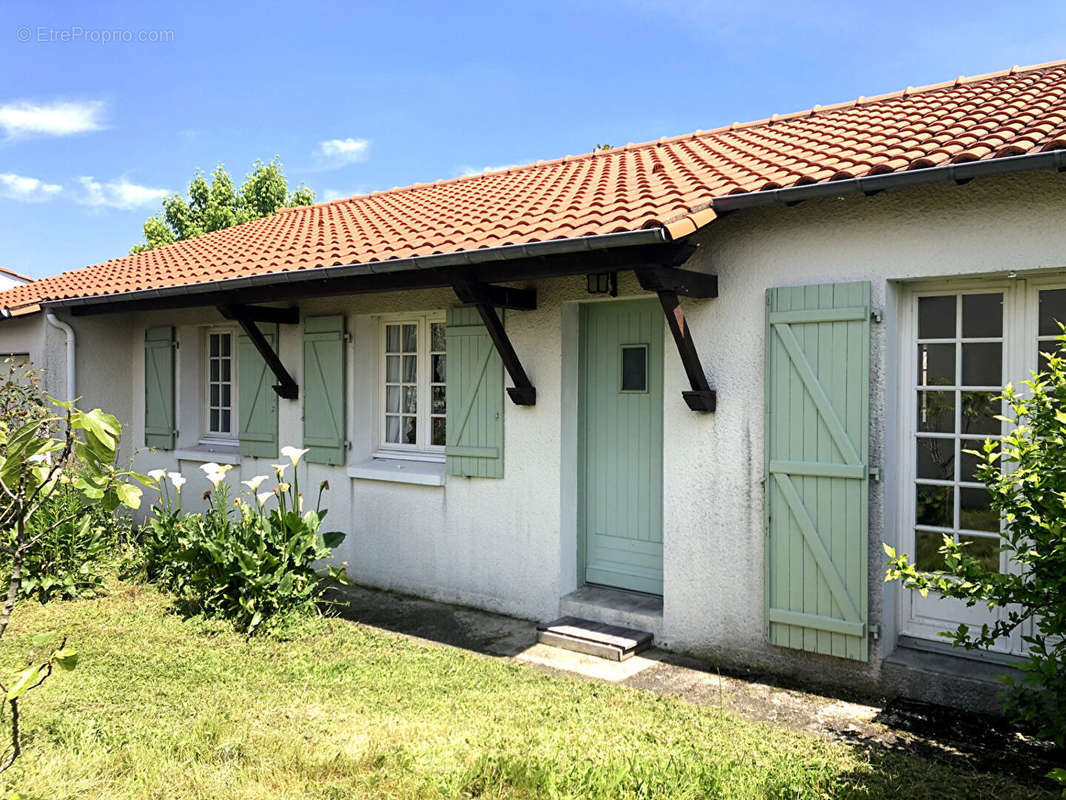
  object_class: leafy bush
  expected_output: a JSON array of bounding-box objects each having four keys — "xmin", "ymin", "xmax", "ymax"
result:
[
  {"xmin": 140, "ymin": 447, "xmax": 349, "ymax": 634},
  {"xmin": 6, "ymin": 483, "xmax": 124, "ymax": 602},
  {"xmin": 886, "ymin": 336, "xmax": 1066, "ymax": 749}
]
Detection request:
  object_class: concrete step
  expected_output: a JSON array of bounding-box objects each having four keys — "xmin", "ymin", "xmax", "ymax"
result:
[{"xmin": 536, "ymin": 616, "xmax": 653, "ymax": 662}]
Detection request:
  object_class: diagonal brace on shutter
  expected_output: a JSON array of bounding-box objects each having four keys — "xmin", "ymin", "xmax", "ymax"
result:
[
  {"xmin": 635, "ymin": 267, "xmax": 718, "ymax": 412},
  {"xmin": 219, "ymin": 305, "xmax": 299, "ymax": 400},
  {"xmin": 452, "ymin": 281, "xmax": 537, "ymax": 406}
]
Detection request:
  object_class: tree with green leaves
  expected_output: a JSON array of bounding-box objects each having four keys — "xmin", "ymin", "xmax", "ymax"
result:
[{"xmin": 130, "ymin": 158, "xmax": 315, "ymax": 253}]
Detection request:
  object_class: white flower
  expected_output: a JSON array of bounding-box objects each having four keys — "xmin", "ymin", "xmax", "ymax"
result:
[
  {"xmin": 256, "ymin": 491, "xmax": 273, "ymax": 507},
  {"xmin": 198, "ymin": 462, "xmax": 222, "ymax": 475},
  {"xmin": 242, "ymin": 475, "xmax": 268, "ymax": 493},
  {"xmin": 281, "ymin": 446, "xmax": 310, "ymax": 467},
  {"xmin": 168, "ymin": 472, "xmax": 187, "ymax": 491},
  {"xmin": 147, "ymin": 468, "xmax": 167, "ymax": 483},
  {"xmin": 272, "ymin": 463, "xmax": 288, "ymax": 479},
  {"xmin": 204, "ymin": 463, "xmax": 233, "ymax": 489}
]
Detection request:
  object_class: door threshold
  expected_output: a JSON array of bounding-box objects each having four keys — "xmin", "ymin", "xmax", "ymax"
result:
[{"xmin": 559, "ymin": 585, "xmax": 664, "ymax": 641}]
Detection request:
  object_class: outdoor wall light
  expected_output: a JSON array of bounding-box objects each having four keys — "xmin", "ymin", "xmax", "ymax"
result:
[{"xmin": 586, "ymin": 271, "xmax": 618, "ymax": 297}]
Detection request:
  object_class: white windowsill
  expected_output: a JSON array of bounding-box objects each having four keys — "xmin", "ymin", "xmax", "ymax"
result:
[
  {"xmin": 347, "ymin": 457, "xmax": 446, "ymax": 487},
  {"xmin": 175, "ymin": 447, "xmax": 242, "ymax": 466}
]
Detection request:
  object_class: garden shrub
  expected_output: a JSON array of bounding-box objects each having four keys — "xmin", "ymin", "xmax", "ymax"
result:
[
  {"xmin": 886, "ymin": 334, "xmax": 1066, "ymax": 750},
  {"xmin": 140, "ymin": 447, "xmax": 350, "ymax": 634}
]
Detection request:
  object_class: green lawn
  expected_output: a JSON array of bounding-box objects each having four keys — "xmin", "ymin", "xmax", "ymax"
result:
[{"xmin": 0, "ymin": 582, "xmax": 1052, "ymax": 799}]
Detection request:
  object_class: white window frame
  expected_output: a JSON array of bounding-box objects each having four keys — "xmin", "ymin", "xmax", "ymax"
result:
[
  {"xmin": 896, "ymin": 275, "xmax": 1066, "ymax": 653},
  {"xmin": 374, "ymin": 312, "xmax": 446, "ymax": 461},
  {"xmin": 200, "ymin": 326, "xmax": 238, "ymax": 446}
]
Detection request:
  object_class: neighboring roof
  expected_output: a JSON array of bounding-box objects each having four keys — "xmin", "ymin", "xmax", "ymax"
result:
[
  {"xmin": 4, "ymin": 59, "xmax": 1066, "ymax": 315},
  {"xmin": 0, "ymin": 268, "xmax": 32, "ymax": 284}
]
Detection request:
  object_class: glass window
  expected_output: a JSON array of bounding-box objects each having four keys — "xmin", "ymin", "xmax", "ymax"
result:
[
  {"xmin": 206, "ymin": 331, "xmax": 235, "ymax": 437},
  {"xmin": 381, "ymin": 314, "xmax": 446, "ymax": 453},
  {"xmin": 620, "ymin": 345, "xmax": 648, "ymax": 392},
  {"xmin": 912, "ymin": 292, "xmax": 1003, "ymax": 573}
]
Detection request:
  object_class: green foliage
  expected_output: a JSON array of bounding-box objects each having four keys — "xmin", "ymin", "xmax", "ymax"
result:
[
  {"xmin": 0, "ymin": 360, "xmax": 46, "ymax": 436},
  {"xmin": 130, "ymin": 159, "xmax": 315, "ymax": 253},
  {"xmin": 886, "ymin": 333, "xmax": 1066, "ymax": 751},
  {"xmin": 9, "ymin": 484, "xmax": 124, "ymax": 603},
  {"xmin": 138, "ymin": 452, "xmax": 349, "ymax": 634}
]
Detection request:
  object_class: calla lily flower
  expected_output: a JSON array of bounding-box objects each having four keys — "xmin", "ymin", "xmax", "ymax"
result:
[
  {"xmin": 256, "ymin": 491, "xmax": 272, "ymax": 507},
  {"xmin": 281, "ymin": 446, "xmax": 311, "ymax": 467},
  {"xmin": 272, "ymin": 464, "xmax": 288, "ymax": 479},
  {"xmin": 242, "ymin": 475, "xmax": 268, "ymax": 492},
  {"xmin": 168, "ymin": 472, "xmax": 186, "ymax": 490},
  {"xmin": 147, "ymin": 468, "xmax": 167, "ymax": 482},
  {"xmin": 199, "ymin": 462, "xmax": 222, "ymax": 475}
]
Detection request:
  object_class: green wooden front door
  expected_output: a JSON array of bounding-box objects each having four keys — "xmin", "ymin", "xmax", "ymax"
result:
[{"xmin": 579, "ymin": 300, "xmax": 664, "ymax": 595}]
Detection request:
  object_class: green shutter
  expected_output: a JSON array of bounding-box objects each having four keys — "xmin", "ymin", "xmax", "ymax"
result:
[
  {"xmin": 238, "ymin": 323, "xmax": 279, "ymax": 460},
  {"xmin": 445, "ymin": 307, "xmax": 504, "ymax": 478},
  {"xmin": 303, "ymin": 315, "xmax": 346, "ymax": 465},
  {"xmin": 144, "ymin": 326, "xmax": 175, "ymax": 450},
  {"xmin": 765, "ymin": 281, "xmax": 871, "ymax": 661}
]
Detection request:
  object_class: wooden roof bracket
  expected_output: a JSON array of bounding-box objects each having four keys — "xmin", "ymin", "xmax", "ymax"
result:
[
  {"xmin": 635, "ymin": 267, "xmax": 718, "ymax": 412},
  {"xmin": 218, "ymin": 304, "xmax": 300, "ymax": 400},
  {"xmin": 452, "ymin": 280, "xmax": 537, "ymax": 406}
]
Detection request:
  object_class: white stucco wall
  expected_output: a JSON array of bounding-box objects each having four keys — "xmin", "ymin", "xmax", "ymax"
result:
[{"xmin": 3, "ymin": 169, "xmax": 1065, "ymax": 705}]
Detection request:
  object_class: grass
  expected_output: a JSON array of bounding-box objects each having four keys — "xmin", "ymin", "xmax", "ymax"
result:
[{"xmin": 0, "ymin": 582, "xmax": 1053, "ymax": 800}]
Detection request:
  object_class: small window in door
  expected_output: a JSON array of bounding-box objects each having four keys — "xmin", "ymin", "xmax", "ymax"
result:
[{"xmin": 620, "ymin": 344, "xmax": 648, "ymax": 392}]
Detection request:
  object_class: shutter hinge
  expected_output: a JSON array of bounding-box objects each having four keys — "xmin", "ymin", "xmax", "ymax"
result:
[
  {"xmin": 867, "ymin": 624, "xmax": 880, "ymax": 641},
  {"xmin": 869, "ymin": 466, "xmax": 881, "ymax": 482},
  {"xmin": 870, "ymin": 309, "xmax": 883, "ymax": 323},
  {"xmin": 345, "ymin": 440, "xmax": 351, "ymax": 450},
  {"xmin": 344, "ymin": 332, "xmax": 353, "ymax": 344}
]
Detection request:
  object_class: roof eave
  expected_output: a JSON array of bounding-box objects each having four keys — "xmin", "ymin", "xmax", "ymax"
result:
[{"xmin": 711, "ymin": 148, "xmax": 1066, "ymax": 213}]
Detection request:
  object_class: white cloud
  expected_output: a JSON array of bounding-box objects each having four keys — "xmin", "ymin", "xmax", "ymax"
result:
[
  {"xmin": 74, "ymin": 176, "xmax": 168, "ymax": 210},
  {"xmin": 0, "ymin": 100, "xmax": 105, "ymax": 139},
  {"xmin": 0, "ymin": 172, "xmax": 62, "ymax": 202},
  {"xmin": 316, "ymin": 137, "xmax": 371, "ymax": 168},
  {"xmin": 455, "ymin": 163, "xmax": 525, "ymax": 177}
]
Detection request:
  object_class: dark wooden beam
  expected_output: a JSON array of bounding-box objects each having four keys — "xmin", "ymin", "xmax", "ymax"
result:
[
  {"xmin": 67, "ymin": 241, "xmax": 694, "ymax": 316},
  {"xmin": 655, "ymin": 290, "xmax": 716, "ymax": 412},
  {"xmin": 452, "ymin": 281, "xmax": 536, "ymax": 310},
  {"xmin": 453, "ymin": 283, "xmax": 536, "ymax": 406},
  {"xmin": 635, "ymin": 266, "xmax": 718, "ymax": 298},
  {"xmin": 228, "ymin": 314, "xmax": 299, "ymax": 400},
  {"xmin": 218, "ymin": 304, "xmax": 299, "ymax": 325}
]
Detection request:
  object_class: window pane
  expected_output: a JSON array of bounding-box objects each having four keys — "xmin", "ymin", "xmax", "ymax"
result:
[
  {"xmin": 385, "ymin": 325, "xmax": 402, "ymax": 353},
  {"xmin": 916, "ymin": 484, "xmax": 953, "ymax": 528},
  {"xmin": 386, "ymin": 386, "xmax": 401, "ymax": 413},
  {"xmin": 221, "ymin": 385, "xmax": 230, "ymax": 407},
  {"xmin": 960, "ymin": 391, "xmax": 999, "ymax": 436},
  {"xmin": 219, "ymin": 410, "xmax": 230, "ymax": 433},
  {"xmin": 960, "ymin": 439, "xmax": 990, "ymax": 483},
  {"xmin": 918, "ymin": 296, "xmax": 956, "ymax": 339},
  {"xmin": 1039, "ymin": 288, "xmax": 1066, "ymax": 336},
  {"xmin": 401, "ymin": 416, "xmax": 416, "ymax": 444},
  {"xmin": 431, "ymin": 385, "xmax": 446, "ymax": 414},
  {"xmin": 220, "ymin": 334, "xmax": 231, "ymax": 357},
  {"xmin": 385, "ymin": 416, "xmax": 401, "ymax": 443},
  {"xmin": 221, "ymin": 360, "xmax": 231, "ymax": 382},
  {"xmin": 621, "ymin": 346, "xmax": 647, "ymax": 392},
  {"xmin": 210, "ymin": 409, "xmax": 220, "ymax": 432},
  {"xmin": 960, "ymin": 534, "xmax": 1001, "ymax": 572},
  {"xmin": 210, "ymin": 384, "xmax": 219, "ymax": 406},
  {"xmin": 403, "ymin": 355, "xmax": 417, "ymax": 383},
  {"xmin": 916, "ymin": 344, "xmax": 954, "ymax": 387},
  {"xmin": 960, "ymin": 487, "xmax": 997, "ymax": 532},
  {"xmin": 961, "ymin": 293, "xmax": 1003, "ymax": 338},
  {"xmin": 386, "ymin": 355, "xmax": 401, "ymax": 383},
  {"xmin": 916, "ymin": 529, "xmax": 948, "ymax": 571},
  {"xmin": 431, "ymin": 416, "xmax": 446, "ymax": 447},
  {"xmin": 402, "ymin": 324, "xmax": 417, "ymax": 352},
  {"xmin": 1039, "ymin": 338, "xmax": 1065, "ymax": 364},
  {"xmin": 961, "ymin": 342, "xmax": 1001, "ymax": 386},
  {"xmin": 210, "ymin": 360, "xmax": 220, "ymax": 381},
  {"xmin": 431, "ymin": 322, "xmax": 446, "ymax": 352},
  {"xmin": 210, "ymin": 335, "xmax": 220, "ymax": 358},
  {"xmin": 403, "ymin": 386, "xmax": 417, "ymax": 413},
  {"xmin": 432, "ymin": 354, "xmax": 446, "ymax": 383},
  {"xmin": 916, "ymin": 437, "xmax": 953, "ymax": 480},
  {"xmin": 916, "ymin": 391, "xmax": 954, "ymax": 432}
]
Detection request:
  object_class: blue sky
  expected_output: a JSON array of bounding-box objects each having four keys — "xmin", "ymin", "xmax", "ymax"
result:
[{"xmin": 2, "ymin": 0, "xmax": 1065, "ymax": 279}]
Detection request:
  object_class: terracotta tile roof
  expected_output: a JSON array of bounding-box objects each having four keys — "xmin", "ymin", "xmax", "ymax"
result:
[{"xmin": 5, "ymin": 60, "xmax": 1066, "ymax": 314}]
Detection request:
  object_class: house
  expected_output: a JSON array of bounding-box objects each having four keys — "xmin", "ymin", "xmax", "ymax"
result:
[
  {"xmin": 3, "ymin": 60, "xmax": 1066, "ymax": 710},
  {"xmin": 0, "ymin": 268, "xmax": 31, "ymax": 292}
]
